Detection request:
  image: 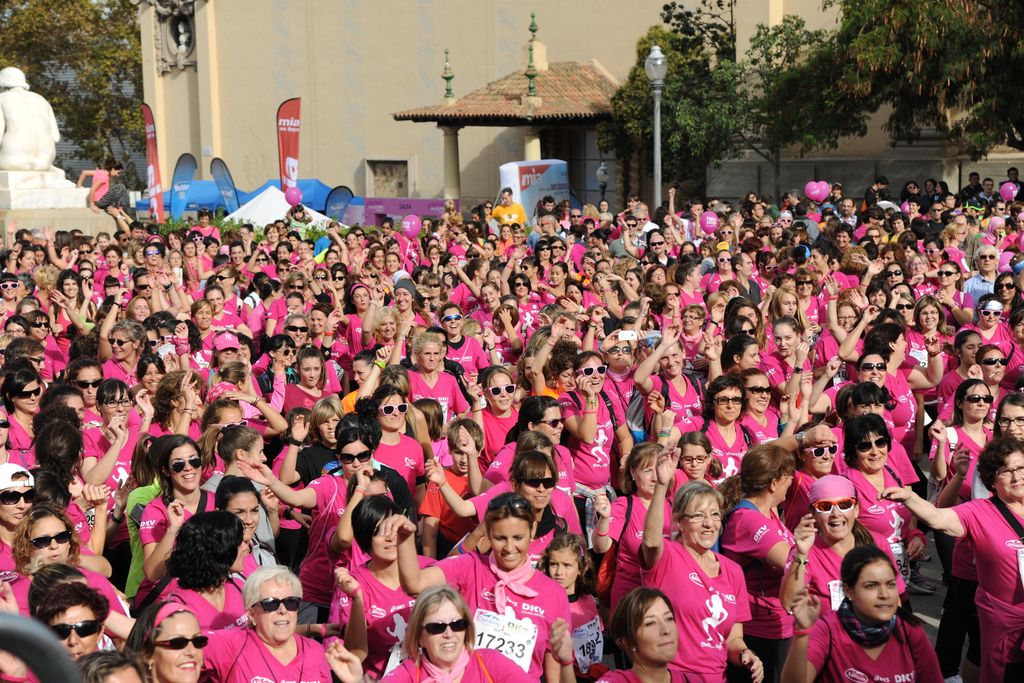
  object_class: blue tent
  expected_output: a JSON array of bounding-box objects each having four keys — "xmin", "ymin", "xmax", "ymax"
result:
[
  {"xmin": 135, "ymin": 178, "xmax": 334, "ymax": 214},
  {"xmin": 237, "ymin": 179, "xmax": 332, "ymax": 211}
]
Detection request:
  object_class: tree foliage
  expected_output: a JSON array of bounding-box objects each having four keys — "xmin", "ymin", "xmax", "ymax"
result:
[
  {"xmin": 0, "ymin": 0, "xmax": 144, "ymax": 184},
  {"xmin": 793, "ymin": 0, "xmax": 1024, "ymax": 159}
]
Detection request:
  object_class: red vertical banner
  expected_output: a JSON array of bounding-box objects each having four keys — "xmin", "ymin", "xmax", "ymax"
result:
[
  {"xmin": 276, "ymin": 98, "xmax": 301, "ymax": 190},
  {"xmin": 140, "ymin": 104, "xmax": 165, "ymax": 222}
]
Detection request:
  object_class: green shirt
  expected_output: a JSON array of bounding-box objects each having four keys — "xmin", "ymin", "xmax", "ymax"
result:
[{"xmin": 124, "ymin": 481, "xmax": 161, "ymax": 599}]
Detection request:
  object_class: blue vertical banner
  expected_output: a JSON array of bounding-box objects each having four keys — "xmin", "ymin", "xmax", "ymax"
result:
[
  {"xmin": 324, "ymin": 185, "xmax": 354, "ymax": 222},
  {"xmin": 169, "ymin": 153, "xmax": 198, "ymax": 219},
  {"xmin": 210, "ymin": 158, "xmax": 240, "ymax": 213}
]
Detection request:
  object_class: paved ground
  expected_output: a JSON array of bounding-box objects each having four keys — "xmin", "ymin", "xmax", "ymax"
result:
[{"xmin": 912, "ymin": 536, "xmax": 947, "ymax": 642}]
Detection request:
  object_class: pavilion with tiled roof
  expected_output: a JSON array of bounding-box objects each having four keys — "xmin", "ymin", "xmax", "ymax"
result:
[{"xmin": 392, "ymin": 13, "xmax": 618, "ymax": 199}]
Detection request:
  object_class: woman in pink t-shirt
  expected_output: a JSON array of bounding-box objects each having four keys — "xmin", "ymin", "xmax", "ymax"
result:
[
  {"xmin": 597, "ymin": 587, "xmax": 697, "ymax": 683},
  {"xmin": 380, "ymin": 584, "xmax": 547, "ymax": 683},
  {"xmin": 639, "ymin": 461, "xmax": 763, "ymax": 681},
  {"xmin": 2, "ymin": 368, "xmax": 41, "ymax": 468},
  {"xmin": 387, "ymin": 493, "xmax": 575, "ymax": 682},
  {"xmin": 363, "ymin": 386, "xmax": 425, "ymax": 499},
  {"xmin": 477, "ymin": 367, "xmax": 519, "ymax": 468},
  {"xmin": 203, "ymin": 566, "xmax": 349, "ymax": 683},
  {"xmin": 782, "ymin": 545, "xmax": 940, "ymax": 683},
  {"xmin": 719, "ymin": 445, "xmax": 796, "ymax": 682},
  {"xmin": 282, "ymin": 346, "xmax": 327, "ymax": 414},
  {"xmin": 681, "ymin": 375, "xmax": 753, "ymax": 480},
  {"xmin": 780, "ymin": 476, "xmax": 906, "ymax": 617},
  {"xmin": 125, "ymin": 600, "xmax": 205, "ymax": 683},
  {"xmin": 634, "ymin": 329, "xmax": 704, "ymax": 431},
  {"xmin": 99, "ymin": 319, "xmax": 146, "ymax": 390},
  {"xmin": 407, "ymin": 332, "xmax": 470, "ymax": 423},
  {"xmin": 881, "ymin": 438, "xmax": 1024, "ymax": 682}
]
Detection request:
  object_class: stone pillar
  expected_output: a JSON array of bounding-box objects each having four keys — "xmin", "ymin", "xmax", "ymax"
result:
[
  {"xmin": 524, "ymin": 127, "xmax": 542, "ymax": 161},
  {"xmin": 440, "ymin": 125, "xmax": 462, "ymax": 199}
]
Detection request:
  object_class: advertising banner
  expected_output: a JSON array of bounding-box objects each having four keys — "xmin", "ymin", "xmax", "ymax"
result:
[
  {"xmin": 498, "ymin": 159, "xmax": 574, "ymax": 220},
  {"xmin": 169, "ymin": 153, "xmax": 198, "ymax": 219},
  {"xmin": 209, "ymin": 158, "xmax": 240, "ymax": 213},
  {"xmin": 140, "ymin": 104, "xmax": 165, "ymax": 222},
  {"xmin": 276, "ymin": 98, "xmax": 301, "ymax": 190}
]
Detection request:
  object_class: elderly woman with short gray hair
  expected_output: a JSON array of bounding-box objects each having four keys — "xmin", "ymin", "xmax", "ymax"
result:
[{"xmin": 200, "ymin": 566, "xmax": 365, "ymax": 683}]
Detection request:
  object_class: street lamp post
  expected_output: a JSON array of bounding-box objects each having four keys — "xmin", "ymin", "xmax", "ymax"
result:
[
  {"xmin": 596, "ymin": 161, "xmax": 609, "ymax": 202},
  {"xmin": 645, "ymin": 45, "xmax": 667, "ymax": 212}
]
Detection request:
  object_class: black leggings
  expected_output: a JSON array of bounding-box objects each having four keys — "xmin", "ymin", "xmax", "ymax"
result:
[
  {"xmin": 726, "ymin": 635, "xmax": 789, "ymax": 683},
  {"xmin": 935, "ymin": 576, "xmax": 980, "ymax": 676}
]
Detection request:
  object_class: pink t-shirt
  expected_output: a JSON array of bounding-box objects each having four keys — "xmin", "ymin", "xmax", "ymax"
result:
[
  {"xmin": 806, "ymin": 610, "xmax": 941, "ymax": 682},
  {"xmin": 299, "ymin": 475, "xmax": 348, "ymax": 606},
  {"xmin": 446, "ymin": 337, "xmax": 490, "ymax": 375},
  {"xmin": 558, "ymin": 390, "xmax": 625, "ymax": 489},
  {"xmin": 330, "ymin": 558, "xmax": 434, "ymax": 679},
  {"xmin": 740, "ymin": 410, "xmax": 779, "ymax": 445},
  {"xmin": 641, "ymin": 543, "xmax": 751, "ymax": 677},
  {"xmin": 203, "ymin": 628, "xmax": 333, "ymax": 682},
  {"xmin": 485, "ymin": 442, "xmax": 575, "ymax": 494},
  {"xmin": 0, "ymin": 541, "xmax": 17, "ymax": 583},
  {"xmin": 164, "ymin": 578, "xmax": 246, "ymax": 631},
  {"xmin": 139, "ymin": 495, "xmax": 217, "ymax": 547},
  {"xmin": 720, "ymin": 505, "xmax": 794, "ymax": 638},
  {"xmin": 101, "ymin": 358, "xmax": 138, "ymax": 388},
  {"xmin": 845, "ymin": 468, "xmax": 912, "ymax": 545},
  {"xmin": 597, "ymin": 671, "xmax": 695, "ymax": 683},
  {"xmin": 408, "ymin": 371, "xmax": 469, "ymax": 423},
  {"xmin": 10, "ymin": 567, "xmax": 128, "ymax": 617},
  {"xmin": 381, "ymin": 648, "xmax": 525, "ymax": 683},
  {"xmin": 954, "ymin": 498, "xmax": 1024, "ymax": 605},
  {"xmin": 646, "ymin": 375, "xmax": 702, "ymax": 430},
  {"xmin": 480, "ymin": 409, "xmax": 518, "ymax": 466},
  {"xmin": 605, "ymin": 495, "xmax": 672, "ymax": 608},
  {"xmin": 437, "ymin": 553, "xmax": 572, "ymax": 680},
  {"xmin": 702, "ymin": 421, "xmax": 752, "ymax": 481},
  {"xmin": 373, "ymin": 435, "xmax": 425, "ymax": 494},
  {"xmin": 449, "ymin": 282, "xmax": 480, "ymax": 314}
]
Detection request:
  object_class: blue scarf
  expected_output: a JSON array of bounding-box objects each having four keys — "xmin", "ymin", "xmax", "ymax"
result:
[{"xmin": 836, "ymin": 598, "xmax": 896, "ymax": 647}]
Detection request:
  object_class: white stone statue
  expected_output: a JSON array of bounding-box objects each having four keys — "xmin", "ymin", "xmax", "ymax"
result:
[{"xmin": 0, "ymin": 67, "xmax": 61, "ymax": 172}]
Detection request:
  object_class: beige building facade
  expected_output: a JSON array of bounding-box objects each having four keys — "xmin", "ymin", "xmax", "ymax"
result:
[{"xmin": 135, "ymin": 0, "xmax": 1023, "ymax": 210}]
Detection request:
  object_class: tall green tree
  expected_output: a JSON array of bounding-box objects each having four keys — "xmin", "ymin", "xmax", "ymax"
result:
[
  {"xmin": 0, "ymin": 0, "xmax": 144, "ymax": 184},
  {"xmin": 793, "ymin": 0, "xmax": 1024, "ymax": 159}
]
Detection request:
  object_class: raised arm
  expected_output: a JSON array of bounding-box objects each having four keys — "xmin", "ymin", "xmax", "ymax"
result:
[{"xmin": 640, "ymin": 452, "xmax": 676, "ymax": 570}]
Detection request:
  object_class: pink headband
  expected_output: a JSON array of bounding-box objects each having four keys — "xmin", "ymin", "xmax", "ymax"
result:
[
  {"xmin": 153, "ymin": 600, "xmax": 192, "ymax": 630},
  {"xmin": 349, "ymin": 283, "xmax": 369, "ymax": 296},
  {"xmin": 808, "ymin": 474, "xmax": 856, "ymax": 503}
]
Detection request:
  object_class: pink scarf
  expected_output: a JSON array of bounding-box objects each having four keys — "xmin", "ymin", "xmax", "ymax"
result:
[
  {"xmin": 488, "ymin": 555, "xmax": 538, "ymax": 612},
  {"xmin": 421, "ymin": 648, "xmax": 470, "ymax": 683}
]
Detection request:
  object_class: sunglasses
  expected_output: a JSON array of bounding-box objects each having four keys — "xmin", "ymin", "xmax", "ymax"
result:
[
  {"xmin": 144, "ymin": 250, "xmax": 161, "ymax": 257},
  {"xmin": 30, "ymin": 530, "xmax": 72, "ymax": 549},
  {"xmin": 0, "ymin": 420, "xmax": 9, "ymax": 429},
  {"xmin": 488, "ymin": 384, "xmax": 516, "ymax": 396},
  {"xmin": 285, "ymin": 325, "xmax": 309, "ymax": 333},
  {"xmin": 937, "ymin": 270, "xmax": 957, "ymax": 278},
  {"xmin": 13, "ymin": 386, "xmax": 41, "ymax": 398},
  {"xmin": 606, "ymin": 345, "xmax": 632, "ymax": 355},
  {"xmin": 720, "ymin": 230, "xmax": 735, "ymax": 236},
  {"xmin": 855, "ymin": 437, "xmax": 890, "ymax": 453},
  {"xmin": 980, "ymin": 357, "xmax": 1009, "ymax": 366},
  {"xmin": 717, "ymin": 258, "xmax": 731, "ymax": 263},
  {"xmin": 170, "ymin": 456, "xmax": 202, "ymax": 473},
  {"xmin": 806, "ymin": 444, "xmax": 838, "ymax": 458},
  {"xmin": 737, "ymin": 327, "xmax": 755, "ymax": 335},
  {"xmin": 50, "ymin": 620, "xmax": 100, "ymax": 640},
  {"xmin": 578, "ymin": 365, "xmax": 607, "ymax": 377},
  {"xmin": 30, "ymin": 321, "xmax": 48, "ymax": 329},
  {"xmin": 441, "ymin": 314, "xmax": 463, "ymax": 323},
  {"xmin": 859, "ymin": 362, "xmax": 886, "ymax": 372},
  {"xmin": 339, "ymin": 450, "xmax": 373, "ymax": 465},
  {"xmin": 513, "ymin": 281, "xmax": 529, "ymax": 287},
  {"xmin": 980, "ymin": 309, "xmax": 1003, "ymax": 317},
  {"xmin": 0, "ymin": 489, "xmax": 34, "ymax": 505},
  {"xmin": 810, "ymin": 498, "xmax": 857, "ymax": 514},
  {"xmin": 536, "ymin": 418, "xmax": 563, "ymax": 429},
  {"xmin": 997, "ymin": 282, "xmax": 1016, "ymax": 291},
  {"xmin": 110, "ymin": 338, "xmax": 131, "ymax": 347},
  {"xmin": 649, "ymin": 241, "xmax": 665, "ymax": 247},
  {"xmin": 964, "ymin": 394, "xmax": 995, "ymax": 404},
  {"xmin": 745, "ymin": 385, "xmax": 771, "ymax": 395},
  {"xmin": 523, "ymin": 476, "xmax": 557, "ymax": 489},
  {"xmin": 136, "ymin": 284, "xmax": 151, "ymax": 291},
  {"xmin": 154, "ymin": 635, "xmax": 209, "ymax": 650},
  {"xmin": 0, "ymin": 283, "xmax": 18, "ymax": 291},
  {"xmin": 570, "ymin": 214, "xmax": 583, "ymax": 218},
  {"xmin": 895, "ymin": 303, "xmax": 914, "ymax": 311},
  {"xmin": 379, "ymin": 403, "xmax": 409, "ymax": 416},
  {"xmin": 886, "ymin": 270, "xmax": 902, "ymax": 277},
  {"xmin": 256, "ymin": 596, "xmax": 301, "ymax": 613},
  {"xmin": 978, "ymin": 254, "xmax": 997, "ymax": 260},
  {"xmin": 796, "ymin": 280, "xmax": 814, "ymax": 286},
  {"xmin": 423, "ymin": 619, "xmax": 470, "ymax": 636},
  {"xmin": 552, "ymin": 245, "xmax": 566, "ymax": 251},
  {"xmin": 537, "ymin": 246, "xmax": 551, "ymax": 251}
]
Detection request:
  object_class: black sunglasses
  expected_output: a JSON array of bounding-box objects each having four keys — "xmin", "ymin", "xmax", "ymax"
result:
[
  {"xmin": 963, "ymin": 394, "xmax": 995, "ymax": 405},
  {"xmin": 745, "ymin": 385, "xmax": 771, "ymax": 395},
  {"xmin": 980, "ymin": 357, "xmax": 1009, "ymax": 366},
  {"xmin": 423, "ymin": 619, "xmax": 469, "ymax": 635},
  {"xmin": 74, "ymin": 379, "xmax": 103, "ymax": 390},
  {"xmin": 859, "ymin": 362, "xmax": 886, "ymax": 372},
  {"xmin": 339, "ymin": 450, "xmax": 372, "ymax": 465},
  {"xmin": 154, "ymin": 635, "xmax": 209, "ymax": 650},
  {"xmin": 13, "ymin": 386, "xmax": 41, "ymax": 398},
  {"xmin": 31, "ymin": 530, "xmax": 72, "ymax": 549},
  {"xmin": 256, "ymin": 596, "xmax": 301, "ymax": 613},
  {"xmin": 285, "ymin": 325, "xmax": 308, "ymax": 333},
  {"xmin": 855, "ymin": 437, "xmax": 890, "ymax": 453},
  {"xmin": 50, "ymin": 620, "xmax": 100, "ymax": 640},
  {"xmin": 170, "ymin": 456, "xmax": 202, "ymax": 473},
  {"xmin": 0, "ymin": 489, "xmax": 34, "ymax": 505},
  {"xmin": 522, "ymin": 477, "xmax": 556, "ymax": 489}
]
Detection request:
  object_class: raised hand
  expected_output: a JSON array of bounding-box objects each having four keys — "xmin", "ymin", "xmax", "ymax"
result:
[
  {"xmin": 167, "ymin": 500, "xmax": 187, "ymax": 531},
  {"xmin": 333, "ymin": 567, "xmax": 362, "ymax": 597},
  {"xmin": 325, "ymin": 641, "xmax": 364, "ymax": 683},
  {"xmin": 792, "ymin": 514, "xmax": 816, "ymax": 557},
  {"xmin": 289, "ymin": 415, "xmax": 309, "ymax": 444}
]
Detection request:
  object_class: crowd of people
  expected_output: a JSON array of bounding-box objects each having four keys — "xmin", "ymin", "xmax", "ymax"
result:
[{"xmin": 3, "ymin": 170, "xmax": 1024, "ymax": 683}]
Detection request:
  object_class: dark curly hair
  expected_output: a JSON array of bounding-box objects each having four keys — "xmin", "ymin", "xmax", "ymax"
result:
[
  {"xmin": 33, "ymin": 419, "xmax": 83, "ymax": 486},
  {"xmin": 977, "ymin": 436, "xmax": 1024, "ymax": 493},
  {"xmin": 702, "ymin": 375, "xmax": 747, "ymax": 421},
  {"xmin": 166, "ymin": 511, "xmax": 243, "ymax": 591},
  {"xmin": 32, "ymin": 580, "xmax": 109, "ymax": 625},
  {"xmin": 27, "ymin": 563, "xmax": 86, "ymax": 615}
]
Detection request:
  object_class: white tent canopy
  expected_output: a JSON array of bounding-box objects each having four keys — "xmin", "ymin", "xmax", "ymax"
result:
[{"xmin": 225, "ymin": 185, "xmax": 332, "ymax": 229}]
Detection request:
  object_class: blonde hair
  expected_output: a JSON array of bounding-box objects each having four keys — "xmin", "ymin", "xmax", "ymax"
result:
[
  {"xmin": 308, "ymin": 396, "xmax": 343, "ymax": 446},
  {"xmin": 403, "ymin": 586, "xmax": 475, "ymax": 659},
  {"xmin": 411, "ymin": 331, "xmax": 445, "ymax": 355}
]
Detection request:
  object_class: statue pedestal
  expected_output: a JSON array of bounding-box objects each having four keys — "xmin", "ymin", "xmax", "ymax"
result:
[{"xmin": 0, "ymin": 170, "xmax": 88, "ymax": 209}]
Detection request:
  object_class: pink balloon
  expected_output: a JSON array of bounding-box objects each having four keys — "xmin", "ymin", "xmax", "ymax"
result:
[
  {"xmin": 1001, "ymin": 182, "xmax": 1018, "ymax": 202},
  {"xmin": 401, "ymin": 214, "xmax": 422, "ymax": 239},
  {"xmin": 284, "ymin": 186, "xmax": 302, "ymax": 207},
  {"xmin": 804, "ymin": 181, "xmax": 819, "ymax": 201},
  {"xmin": 900, "ymin": 201, "xmax": 910, "ymax": 215},
  {"xmin": 699, "ymin": 211, "xmax": 720, "ymax": 235},
  {"xmin": 816, "ymin": 181, "xmax": 832, "ymax": 202},
  {"xmin": 999, "ymin": 251, "xmax": 1014, "ymax": 272}
]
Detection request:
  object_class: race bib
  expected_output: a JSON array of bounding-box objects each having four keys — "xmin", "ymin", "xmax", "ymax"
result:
[
  {"xmin": 571, "ymin": 616, "xmax": 604, "ymax": 673},
  {"xmin": 1017, "ymin": 548, "xmax": 1024, "ymax": 591},
  {"xmin": 473, "ymin": 608, "xmax": 538, "ymax": 673},
  {"xmin": 890, "ymin": 541, "xmax": 910, "ymax": 581},
  {"xmin": 828, "ymin": 579, "xmax": 845, "ymax": 612}
]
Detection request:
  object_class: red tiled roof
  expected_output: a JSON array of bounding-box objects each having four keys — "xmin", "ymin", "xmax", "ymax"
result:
[{"xmin": 392, "ymin": 60, "xmax": 619, "ymax": 125}]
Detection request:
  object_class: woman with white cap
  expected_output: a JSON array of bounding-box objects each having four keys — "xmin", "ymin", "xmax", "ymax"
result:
[{"xmin": 0, "ymin": 463, "xmax": 34, "ymax": 583}]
